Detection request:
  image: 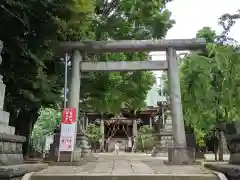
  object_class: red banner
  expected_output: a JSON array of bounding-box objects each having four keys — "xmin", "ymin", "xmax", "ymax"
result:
[{"xmin": 61, "ymin": 108, "xmax": 77, "ymax": 124}]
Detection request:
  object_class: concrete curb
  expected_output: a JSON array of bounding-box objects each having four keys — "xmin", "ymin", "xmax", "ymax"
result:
[
  {"xmin": 21, "ymin": 172, "xmax": 36, "ymax": 180},
  {"xmin": 31, "ymin": 173, "xmax": 218, "ymax": 180}
]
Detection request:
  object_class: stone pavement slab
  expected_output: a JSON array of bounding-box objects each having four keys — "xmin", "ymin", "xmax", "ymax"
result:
[{"xmin": 32, "ymin": 153, "xmax": 219, "ymax": 180}]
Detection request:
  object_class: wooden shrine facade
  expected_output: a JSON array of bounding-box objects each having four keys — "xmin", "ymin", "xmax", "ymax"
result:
[{"xmin": 83, "ymin": 105, "xmax": 169, "ymax": 152}]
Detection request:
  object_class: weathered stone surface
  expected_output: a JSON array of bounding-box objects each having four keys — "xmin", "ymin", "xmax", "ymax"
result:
[
  {"xmin": 151, "ymin": 117, "xmax": 174, "ymax": 157},
  {"xmin": 0, "ymin": 164, "xmax": 47, "ymax": 180},
  {"xmin": 59, "ymin": 39, "xmax": 206, "ymax": 53},
  {"xmin": 0, "ymin": 110, "xmax": 10, "ymax": 125},
  {"xmin": 0, "ymin": 141, "xmax": 24, "ymax": 165},
  {"xmin": 0, "ymin": 82, "xmax": 6, "ymax": 110},
  {"xmin": 74, "ymin": 133, "xmax": 97, "ymax": 161},
  {"xmin": 0, "ymin": 133, "xmax": 25, "ymax": 143},
  {"xmin": 204, "ymin": 163, "xmax": 240, "ymax": 180},
  {"xmin": 166, "ymin": 147, "xmax": 195, "ymax": 165},
  {"xmin": 0, "ymin": 166, "xmax": 27, "ymax": 179},
  {"xmin": 226, "ymin": 134, "xmax": 240, "ymax": 164},
  {"xmin": 81, "ymin": 61, "xmax": 168, "ymax": 72},
  {"xmin": 32, "ymin": 154, "xmax": 218, "ymax": 180},
  {"xmin": 0, "ymin": 134, "xmax": 25, "ymax": 166},
  {"xmin": 0, "ymin": 40, "xmax": 28, "ymax": 179},
  {"xmin": 0, "ymin": 154, "xmax": 24, "ymax": 166},
  {"xmin": 0, "ymin": 124, "xmax": 15, "ymax": 135}
]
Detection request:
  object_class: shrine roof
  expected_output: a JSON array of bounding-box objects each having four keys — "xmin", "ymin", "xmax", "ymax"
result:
[{"xmin": 109, "ymin": 116, "xmax": 128, "ymax": 120}]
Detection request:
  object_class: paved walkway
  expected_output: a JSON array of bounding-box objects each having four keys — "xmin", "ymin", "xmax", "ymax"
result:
[{"xmin": 32, "ymin": 153, "xmax": 218, "ymax": 180}]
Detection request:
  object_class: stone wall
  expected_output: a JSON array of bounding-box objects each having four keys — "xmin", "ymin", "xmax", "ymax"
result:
[
  {"xmin": 160, "ymin": 135, "xmax": 173, "ymax": 151},
  {"xmin": 159, "ymin": 117, "xmax": 173, "ymax": 151},
  {"xmin": 151, "ymin": 116, "xmax": 173, "ymax": 156},
  {"xmin": 0, "ymin": 54, "xmax": 26, "ymax": 166},
  {"xmin": 0, "ymin": 133, "xmax": 25, "ymax": 166}
]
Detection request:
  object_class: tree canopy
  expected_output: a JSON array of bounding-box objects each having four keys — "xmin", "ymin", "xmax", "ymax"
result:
[
  {"xmin": 175, "ymin": 12, "xmax": 240, "ymax": 147},
  {"xmin": 0, "ymin": 0, "xmax": 174, "ymax": 154},
  {"xmin": 158, "ymin": 11, "xmax": 240, "ymax": 150}
]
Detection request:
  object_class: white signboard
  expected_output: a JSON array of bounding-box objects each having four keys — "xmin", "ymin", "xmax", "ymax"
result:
[
  {"xmin": 59, "ymin": 108, "xmax": 77, "ymax": 152},
  {"xmin": 59, "ymin": 123, "xmax": 76, "ymax": 151}
]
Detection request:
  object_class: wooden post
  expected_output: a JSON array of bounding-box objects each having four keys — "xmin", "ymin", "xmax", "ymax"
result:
[
  {"xmin": 132, "ymin": 119, "xmax": 137, "ymax": 152},
  {"xmin": 85, "ymin": 116, "xmax": 88, "ymax": 129},
  {"xmin": 100, "ymin": 118, "xmax": 105, "ymax": 151},
  {"xmin": 149, "ymin": 116, "xmax": 153, "ymax": 129}
]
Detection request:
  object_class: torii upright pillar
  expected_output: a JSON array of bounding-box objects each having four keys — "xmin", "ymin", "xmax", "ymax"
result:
[
  {"xmin": 68, "ymin": 50, "xmax": 95, "ymax": 161},
  {"xmin": 167, "ymin": 48, "xmax": 189, "ymax": 163}
]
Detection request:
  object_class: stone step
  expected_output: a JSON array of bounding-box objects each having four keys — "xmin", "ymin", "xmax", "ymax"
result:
[
  {"xmin": 0, "ymin": 124, "xmax": 15, "ymax": 135},
  {"xmin": 31, "ymin": 173, "xmax": 219, "ymax": 180},
  {"xmin": 0, "ymin": 109, "xmax": 10, "ymax": 125}
]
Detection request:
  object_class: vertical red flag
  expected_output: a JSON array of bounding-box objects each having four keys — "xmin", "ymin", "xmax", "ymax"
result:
[{"xmin": 62, "ymin": 108, "xmax": 77, "ymax": 124}]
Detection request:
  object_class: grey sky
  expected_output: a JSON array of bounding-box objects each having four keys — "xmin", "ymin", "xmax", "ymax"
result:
[
  {"xmin": 167, "ymin": 0, "xmax": 240, "ymax": 41},
  {"xmin": 152, "ymin": 0, "xmax": 240, "ymax": 80}
]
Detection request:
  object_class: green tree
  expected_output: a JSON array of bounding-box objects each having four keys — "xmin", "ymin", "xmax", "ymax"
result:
[
  {"xmin": 136, "ymin": 125, "xmax": 155, "ymax": 152},
  {"xmin": 31, "ymin": 108, "xmax": 61, "ymax": 151},
  {"xmin": 81, "ymin": 0, "xmax": 174, "ymax": 115},
  {"xmin": 0, "ymin": 0, "xmax": 95, "ymax": 155},
  {"xmin": 180, "ymin": 25, "xmax": 240, "ymax": 160},
  {"xmin": 1, "ymin": 0, "xmax": 174, "ymax": 156},
  {"xmin": 85, "ymin": 124, "xmax": 102, "ymax": 151}
]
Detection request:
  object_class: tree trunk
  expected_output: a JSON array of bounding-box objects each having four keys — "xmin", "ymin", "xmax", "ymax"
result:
[
  {"xmin": 218, "ymin": 140, "xmax": 224, "ymax": 161},
  {"xmin": 8, "ymin": 108, "xmax": 19, "ymax": 127},
  {"xmin": 100, "ymin": 117, "xmax": 105, "ymax": 152},
  {"xmin": 214, "ymin": 132, "xmax": 218, "ymax": 161},
  {"xmin": 220, "ymin": 130, "xmax": 229, "ymax": 153},
  {"xmin": 214, "ymin": 147, "xmax": 218, "ymax": 161},
  {"xmin": 217, "ymin": 130, "xmax": 224, "ymax": 161},
  {"xmin": 15, "ymin": 107, "xmax": 40, "ymax": 157},
  {"xmin": 218, "ymin": 130, "xmax": 229, "ymax": 161}
]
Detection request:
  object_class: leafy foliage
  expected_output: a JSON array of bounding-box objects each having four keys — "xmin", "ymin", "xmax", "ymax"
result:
[
  {"xmin": 180, "ymin": 23, "xmax": 240, "ymax": 145},
  {"xmin": 31, "ymin": 108, "xmax": 61, "ymax": 150},
  {"xmin": 0, "ymin": 0, "xmax": 174, "ymax": 154},
  {"xmin": 80, "ymin": 0, "xmax": 174, "ymax": 114},
  {"xmin": 136, "ymin": 125, "xmax": 155, "ymax": 151},
  {"xmin": 85, "ymin": 124, "xmax": 102, "ymax": 144},
  {"xmin": 160, "ymin": 11, "xmax": 240, "ymax": 148}
]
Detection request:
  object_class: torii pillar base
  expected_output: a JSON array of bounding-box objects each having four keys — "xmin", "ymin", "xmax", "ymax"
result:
[
  {"xmin": 164, "ymin": 147, "xmax": 195, "ymax": 165},
  {"xmin": 72, "ymin": 132, "xmax": 97, "ymax": 162}
]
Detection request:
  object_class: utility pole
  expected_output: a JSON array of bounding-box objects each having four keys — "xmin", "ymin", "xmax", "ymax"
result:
[{"xmin": 63, "ymin": 53, "xmax": 70, "ymax": 108}]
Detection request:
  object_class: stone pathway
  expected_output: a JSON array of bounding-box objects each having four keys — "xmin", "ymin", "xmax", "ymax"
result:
[{"xmin": 32, "ymin": 153, "xmax": 219, "ymax": 180}]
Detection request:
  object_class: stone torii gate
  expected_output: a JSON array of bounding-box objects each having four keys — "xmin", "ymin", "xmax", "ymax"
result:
[{"xmin": 60, "ymin": 39, "xmax": 206, "ymax": 164}]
